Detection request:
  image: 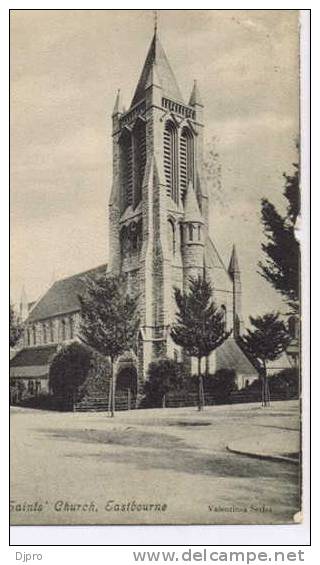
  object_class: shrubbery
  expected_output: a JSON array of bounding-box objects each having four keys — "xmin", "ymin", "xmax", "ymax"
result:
[
  {"xmin": 142, "ymin": 360, "xmax": 236, "ymax": 407},
  {"xmin": 181, "ymin": 368, "xmax": 236, "ymax": 405},
  {"xmin": 205, "ymin": 368, "xmax": 237, "ymax": 404},
  {"xmin": 268, "ymin": 367, "xmax": 299, "ymax": 397},
  {"xmin": 242, "ymin": 367, "xmax": 299, "ymax": 399},
  {"xmin": 49, "ymin": 342, "xmax": 109, "ymax": 409},
  {"xmin": 142, "ymin": 358, "xmax": 184, "ymax": 408}
]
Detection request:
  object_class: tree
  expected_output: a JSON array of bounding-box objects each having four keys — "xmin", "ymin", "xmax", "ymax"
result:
[
  {"xmin": 79, "ymin": 273, "xmax": 139, "ymax": 416},
  {"xmin": 258, "ymin": 162, "xmax": 300, "ymax": 311},
  {"xmin": 171, "ymin": 275, "xmax": 231, "ymax": 411},
  {"xmin": 10, "ymin": 304, "xmax": 22, "ymax": 347},
  {"xmin": 241, "ymin": 313, "xmax": 291, "ymax": 407},
  {"xmin": 49, "ymin": 342, "xmax": 91, "ymax": 408},
  {"xmin": 143, "ymin": 358, "xmax": 183, "ymax": 408}
]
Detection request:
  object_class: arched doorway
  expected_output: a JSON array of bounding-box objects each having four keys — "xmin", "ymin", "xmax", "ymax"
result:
[{"xmin": 115, "ymin": 351, "xmax": 138, "ymax": 410}]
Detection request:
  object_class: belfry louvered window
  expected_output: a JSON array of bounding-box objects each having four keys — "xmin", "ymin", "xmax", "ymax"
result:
[
  {"xmin": 120, "ymin": 130, "xmax": 133, "ymax": 211},
  {"xmin": 133, "ymin": 119, "xmax": 146, "ymax": 207},
  {"xmin": 163, "ymin": 121, "xmax": 178, "ymax": 204},
  {"xmin": 180, "ymin": 127, "xmax": 194, "ymax": 200}
]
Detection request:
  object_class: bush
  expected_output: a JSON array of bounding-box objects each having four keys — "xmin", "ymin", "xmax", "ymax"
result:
[
  {"xmin": 142, "ymin": 358, "xmax": 184, "ymax": 408},
  {"xmin": 269, "ymin": 367, "xmax": 299, "ymax": 397},
  {"xmin": 204, "ymin": 368, "xmax": 236, "ymax": 404},
  {"xmin": 49, "ymin": 342, "xmax": 110, "ymax": 408}
]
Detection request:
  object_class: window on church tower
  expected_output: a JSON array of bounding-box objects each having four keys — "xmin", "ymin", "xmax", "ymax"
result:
[
  {"xmin": 168, "ymin": 219, "xmax": 176, "ymax": 256},
  {"xmin": 164, "ymin": 121, "xmax": 178, "ymax": 204},
  {"xmin": 180, "ymin": 127, "xmax": 194, "ymax": 201},
  {"xmin": 133, "ymin": 119, "xmax": 146, "ymax": 207},
  {"xmin": 120, "ymin": 130, "xmax": 133, "ymax": 211}
]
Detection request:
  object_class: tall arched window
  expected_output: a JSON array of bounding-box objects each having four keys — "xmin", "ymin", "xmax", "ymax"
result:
[
  {"xmin": 120, "ymin": 129, "xmax": 133, "ymax": 212},
  {"xmin": 180, "ymin": 127, "xmax": 194, "ymax": 201},
  {"xmin": 167, "ymin": 219, "xmax": 176, "ymax": 256},
  {"xmin": 27, "ymin": 328, "xmax": 31, "ymax": 346},
  {"xmin": 32, "ymin": 325, "xmax": 36, "ymax": 345},
  {"xmin": 49, "ymin": 320, "xmax": 54, "ymax": 342},
  {"xmin": 69, "ymin": 316, "xmax": 74, "ymax": 340},
  {"xmin": 43, "ymin": 322, "xmax": 47, "ymax": 344},
  {"xmin": 133, "ymin": 119, "xmax": 146, "ymax": 208},
  {"xmin": 61, "ymin": 319, "xmax": 66, "ymax": 341},
  {"xmin": 163, "ymin": 121, "xmax": 178, "ymax": 204}
]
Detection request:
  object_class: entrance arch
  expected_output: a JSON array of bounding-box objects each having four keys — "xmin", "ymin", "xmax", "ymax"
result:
[{"xmin": 114, "ymin": 350, "xmax": 138, "ymax": 409}]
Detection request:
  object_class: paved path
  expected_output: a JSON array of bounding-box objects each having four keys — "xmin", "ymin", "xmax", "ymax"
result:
[{"xmin": 10, "ymin": 400, "xmax": 301, "ymax": 526}]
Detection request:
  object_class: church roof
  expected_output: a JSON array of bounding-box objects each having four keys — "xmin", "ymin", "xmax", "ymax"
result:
[
  {"xmin": 216, "ymin": 338, "xmax": 258, "ymax": 376},
  {"xmin": 131, "ymin": 31, "xmax": 184, "ymax": 107},
  {"xmin": 10, "ymin": 344, "xmax": 58, "ymax": 368},
  {"xmin": 205, "ymin": 237, "xmax": 228, "ymax": 273},
  {"xmin": 183, "ymin": 181, "xmax": 204, "ymax": 224},
  {"xmin": 27, "ymin": 264, "xmax": 107, "ymax": 323}
]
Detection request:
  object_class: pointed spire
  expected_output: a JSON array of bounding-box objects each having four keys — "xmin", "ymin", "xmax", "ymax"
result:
[
  {"xmin": 228, "ymin": 244, "xmax": 240, "ymax": 276},
  {"xmin": 183, "ymin": 181, "xmax": 204, "ymax": 224},
  {"xmin": 131, "ymin": 30, "xmax": 184, "ymax": 107},
  {"xmin": 189, "ymin": 79, "xmax": 203, "ymax": 107},
  {"xmin": 153, "ymin": 10, "xmax": 158, "ymax": 36},
  {"xmin": 112, "ymin": 89, "xmax": 122, "ymax": 116}
]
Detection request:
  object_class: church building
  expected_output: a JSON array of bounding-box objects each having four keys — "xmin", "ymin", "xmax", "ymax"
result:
[
  {"xmin": 10, "ymin": 27, "xmax": 259, "ymax": 399},
  {"xmin": 108, "ymin": 28, "xmax": 258, "ymax": 389}
]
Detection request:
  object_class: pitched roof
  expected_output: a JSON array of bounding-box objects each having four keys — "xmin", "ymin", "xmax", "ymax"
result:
[
  {"xmin": 183, "ymin": 181, "xmax": 204, "ymax": 224},
  {"xmin": 27, "ymin": 264, "xmax": 107, "ymax": 323},
  {"xmin": 131, "ymin": 31, "xmax": 184, "ymax": 107},
  {"xmin": 10, "ymin": 345, "xmax": 58, "ymax": 368},
  {"xmin": 216, "ymin": 338, "xmax": 258, "ymax": 376},
  {"xmin": 205, "ymin": 237, "xmax": 228, "ymax": 272}
]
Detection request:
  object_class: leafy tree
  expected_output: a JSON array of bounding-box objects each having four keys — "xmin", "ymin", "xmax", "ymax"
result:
[
  {"xmin": 259, "ymin": 162, "xmax": 300, "ymax": 310},
  {"xmin": 49, "ymin": 342, "xmax": 91, "ymax": 408},
  {"xmin": 79, "ymin": 273, "xmax": 139, "ymax": 416},
  {"xmin": 10, "ymin": 304, "xmax": 22, "ymax": 347},
  {"xmin": 171, "ymin": 275, "xmax": 231, "ymax": 411},
  {"xmin": 143, "ymin": 358, "xmax": 183, "ymax": 408},
  {"xmin": 242, "ymin": 313, "xmax": 291, "ymax": 406}
]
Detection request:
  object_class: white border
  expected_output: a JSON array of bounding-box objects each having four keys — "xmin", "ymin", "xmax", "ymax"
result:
[{"xmin": 3, "ymin": 1, "xmax": 311, "ymax": 551}]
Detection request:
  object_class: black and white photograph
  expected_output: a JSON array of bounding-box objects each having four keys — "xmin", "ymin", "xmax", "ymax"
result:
[{"xmin": 10, "ymin": 9, "xmax": 303, "ymax": 528}]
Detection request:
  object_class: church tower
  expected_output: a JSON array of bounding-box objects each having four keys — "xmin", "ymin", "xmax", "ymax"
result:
[
  {"xmin": 108, "ymin": 26, "xmax": 254, "ymax": 387},
  {"xmin": 108, "ymin": 27, "xmax": 208, "ymax": 382}
]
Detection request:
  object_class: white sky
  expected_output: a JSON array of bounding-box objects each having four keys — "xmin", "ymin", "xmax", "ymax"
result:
[{"xmin": 10, "ymin": 9, "xmax": 299, "ymax": 323}]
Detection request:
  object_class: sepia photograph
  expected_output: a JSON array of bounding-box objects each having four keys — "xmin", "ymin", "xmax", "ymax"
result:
[{"xmin": 10, "ymin": 9, "xmax": 302, "ymax": 527}]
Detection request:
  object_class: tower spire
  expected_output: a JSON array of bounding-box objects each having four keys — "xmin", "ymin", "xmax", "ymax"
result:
[
  {"xmin": 189, "ymin": 79, "xmax": 203, "ymax": 107},
  {"xmin": 112, "ymin": 89, "xmax": 122, "ymax": 117},
  {"xmin": 228, "ymin": 244, "xmax": 240, "ymax": 276},
  {"xmin": 153, "ymin": 10, "xmax": 158, "ymax": 35}
]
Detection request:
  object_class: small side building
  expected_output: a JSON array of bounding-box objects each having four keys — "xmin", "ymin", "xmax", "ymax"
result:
[{"xmin": 10, "ymin": 264, "xmax": 107, "ymax": 400}]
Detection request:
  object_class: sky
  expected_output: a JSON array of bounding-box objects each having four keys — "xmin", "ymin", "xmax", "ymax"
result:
[{"xmin": 10, "ymin": 9, "xmax": 299, "ymax": 323}]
